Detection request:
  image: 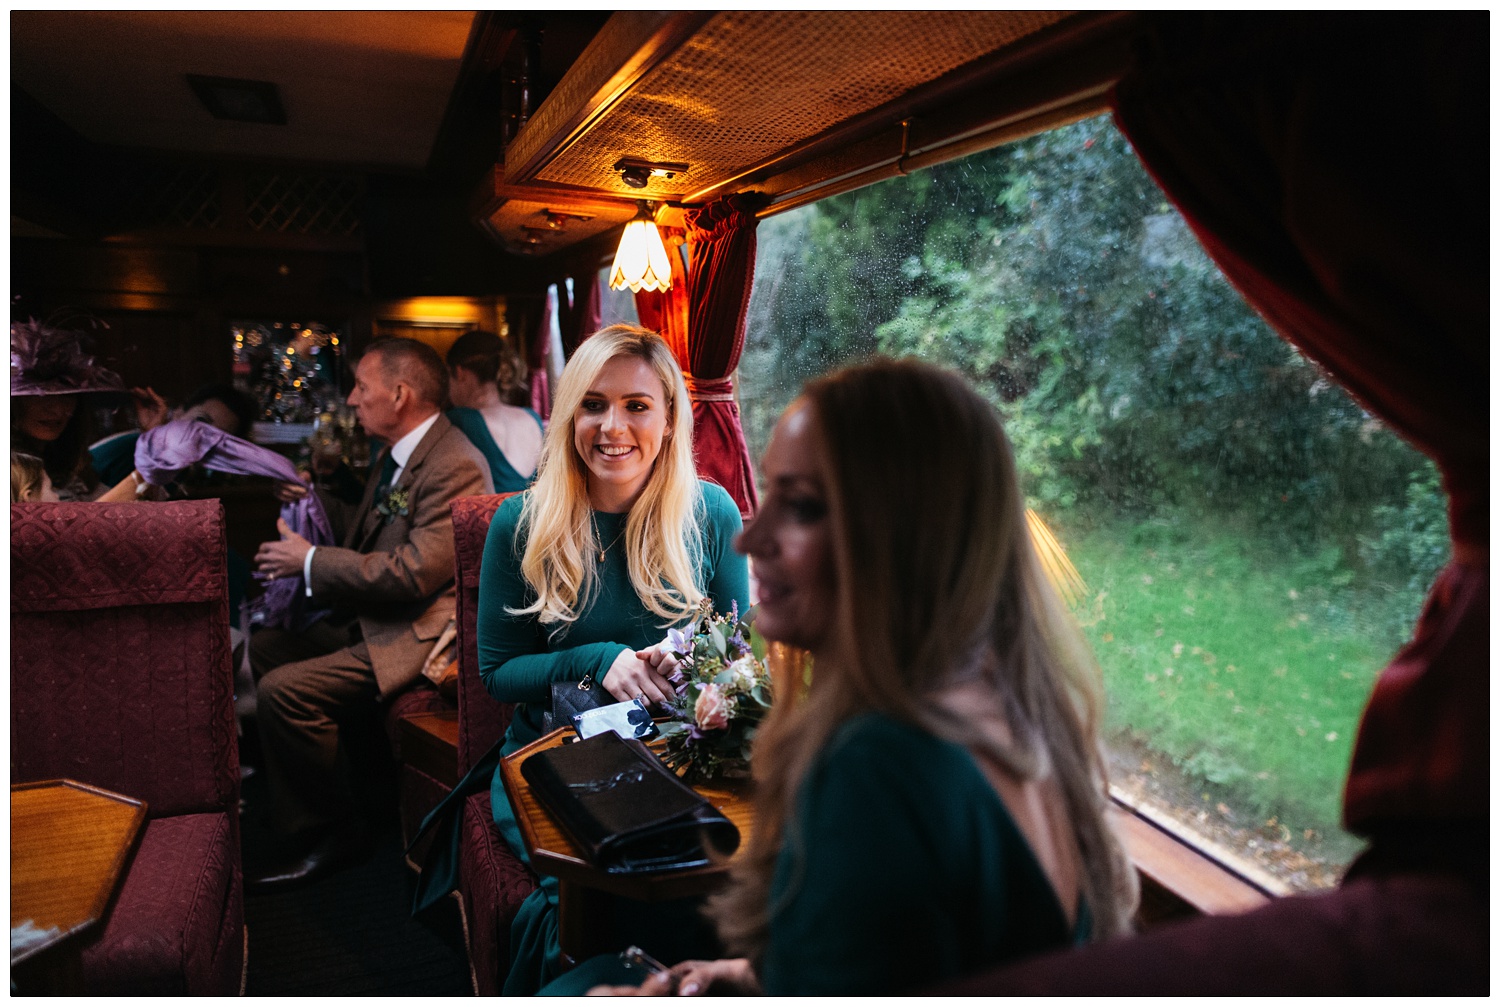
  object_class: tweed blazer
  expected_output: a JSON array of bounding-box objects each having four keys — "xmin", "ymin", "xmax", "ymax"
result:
[{"xmin": 310, "ymin": 412, "xmax": 492, "ymax": 695}]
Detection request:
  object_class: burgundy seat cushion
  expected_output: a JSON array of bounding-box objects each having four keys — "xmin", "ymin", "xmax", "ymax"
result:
[
  {"xmin": 80, "ymin": 811, "xmax": 244, "ymax": 995},
  {"xmin": 937, "ymin": 868, "xmax": 1486, "ymax": 995},
  {"xmin": 451, "ymin": 493, "xmax": 517, "ymax": 772},
  {"xmin": 459, "ymin": 791, "xmax": 538, "ymax": 994}
]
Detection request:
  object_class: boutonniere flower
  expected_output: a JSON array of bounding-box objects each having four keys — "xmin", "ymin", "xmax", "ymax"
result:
[{"xmin": 375, "ymin": 486, "xmax": 410, "ymax": 523}]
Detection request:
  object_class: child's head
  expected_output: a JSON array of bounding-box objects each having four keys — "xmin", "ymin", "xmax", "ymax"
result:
[{"xmin": 12, "ymin": 451, "xmax": 56, "ymax": 502}]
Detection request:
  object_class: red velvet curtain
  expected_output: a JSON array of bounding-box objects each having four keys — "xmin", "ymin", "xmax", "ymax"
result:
[
  {"xmin": 680, "ymin": 197, "xmax": 761, "ymax": 517},
  {"xmin": 1111, "ymin": 13, "xmax": 1486, "ymax": 835},
  {"xmin": 527, "ymin": 286, "xmax": 553, "ymax": 421},
  {"xmin": 633, "ymin": 226, "xmax": 692, "ymax": 367}
]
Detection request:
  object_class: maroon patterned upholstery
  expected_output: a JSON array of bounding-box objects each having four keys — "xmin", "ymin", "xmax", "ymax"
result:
[
  {"xmin": 79, "ymin": 813, "xmax": 244, "ymax": 995},
  {"xmin": 459, "ymin": 791, "xmax": 539, "ymax": 992},
  {"xmin": 450, "ymin": 492, "xmax": 536, "ymax": 994},
  {"xmin": 11, "ymin": 501, "xmax": 244, "ymax": 995},
  {"xmin": 452, "ymin": 493, "xmax": 517, "ymax": 772}
]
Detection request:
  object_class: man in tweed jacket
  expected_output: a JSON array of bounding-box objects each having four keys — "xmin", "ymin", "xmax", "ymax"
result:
[{"xmin": 249, "ymin": 337, "xmax": 491, "ymax": 889}]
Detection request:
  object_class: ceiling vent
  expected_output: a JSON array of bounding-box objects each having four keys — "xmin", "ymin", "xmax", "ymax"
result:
[{"xmin": 186, "ymin": 74, "xmax": 287, "ymax": 125}]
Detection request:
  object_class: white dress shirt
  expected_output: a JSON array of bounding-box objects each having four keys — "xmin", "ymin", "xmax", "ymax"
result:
[{"xmin": 303, "ymin": 411, "xmax": 440, "ymax": 595}]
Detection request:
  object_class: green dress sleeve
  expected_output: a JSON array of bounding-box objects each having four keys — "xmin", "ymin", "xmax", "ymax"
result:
[{"xmin": 476, "ymin": 493, "xmax": 631, "ymax": 709}]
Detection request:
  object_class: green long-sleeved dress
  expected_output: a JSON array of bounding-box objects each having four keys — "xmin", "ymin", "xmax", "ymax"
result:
[
  {"xmin": 542, "ymin": 711, "xmax": 1091, "ymax": 995},
  {"xmin": 477, "ymin": 481, "xmax": 750, "ymax": 994}
]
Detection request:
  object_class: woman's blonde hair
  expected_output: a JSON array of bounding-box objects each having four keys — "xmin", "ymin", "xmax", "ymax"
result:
[
  {"xmin": 11, "ymin": 451, "xmax": 46, "ymax": 503},
  {"xmin": 710, "ymin": 358, "xmax": 1138, "ymax": 958},
  {"xmin": 513, "ymin": 324, "xmax": 702, "ymax": 628}
]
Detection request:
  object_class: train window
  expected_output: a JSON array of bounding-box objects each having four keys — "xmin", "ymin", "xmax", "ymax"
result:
[
  {"xmin": 738, "ymin": 114, "xmax": 1450, "ymax": 891},
  {"xmin": 598, "ymin": 266, "xmax": 642, "ymax": 328}
]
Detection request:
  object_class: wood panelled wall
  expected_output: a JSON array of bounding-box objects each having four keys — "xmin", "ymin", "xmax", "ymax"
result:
[
  {"xmin": 12, "ymin": 236, "xmax": 525, "ymax": 422},
  {"xmin": 13, "ymin": 238, "xmax": 368, "ymax": 411}
]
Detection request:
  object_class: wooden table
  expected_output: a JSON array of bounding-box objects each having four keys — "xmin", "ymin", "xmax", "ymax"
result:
[
  {"xmin": 501, "ymin": 728, "xmax": 754, "ymax": 966},
  {"xmin": 11, "ymin": 780, "xmax": 147, "ymax": 990}
]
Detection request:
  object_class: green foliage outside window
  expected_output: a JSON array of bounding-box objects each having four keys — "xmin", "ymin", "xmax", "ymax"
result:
[{"xmin": 738, "ymin": 115, "xmax": 1449, "ymax": 884}]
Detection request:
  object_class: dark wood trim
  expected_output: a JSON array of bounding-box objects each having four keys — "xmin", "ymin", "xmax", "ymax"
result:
[
  {"xmin": 425, "ymin": 12, "xmax": 518, "ymax": 179},
  {"xmin": 502, "ymin": 11, "xmax": 715, "ymax": 186},
  {"xmin": 470, "ymin": 171, "xmax": 642, "ymax": 223},
  {"xmin": 99, "ymin": 228, "xmax": 364, "ymax": 254}
]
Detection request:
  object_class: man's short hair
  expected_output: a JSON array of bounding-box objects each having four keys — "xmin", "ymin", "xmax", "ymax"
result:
[{"xmin": 363, "ymin": 337, "xmax": 448, "ymax": 408}]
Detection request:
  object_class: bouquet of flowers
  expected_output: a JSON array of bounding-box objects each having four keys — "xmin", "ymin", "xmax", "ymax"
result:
[{"xmin": 656, "ymin": 599, "xmax": 772, "ymax": 784}]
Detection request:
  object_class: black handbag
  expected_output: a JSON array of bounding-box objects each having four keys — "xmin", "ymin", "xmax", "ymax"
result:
[
  {"xmin": 541, "ymin": 675, "xmax": 608, "ymax": 734},
  {"xmin": 520, "ymin": 730, "xmax": 740, "ymax": 874}
]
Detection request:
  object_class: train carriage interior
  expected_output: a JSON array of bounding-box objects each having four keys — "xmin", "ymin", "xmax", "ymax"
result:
[{"xmin": 8, "ymin": 11, "xmax": 1486, "ymax": 995}]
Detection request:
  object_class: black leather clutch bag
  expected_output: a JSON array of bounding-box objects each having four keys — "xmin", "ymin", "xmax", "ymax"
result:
[{"xmin": 520, "ymin": 731, "xmax": 740, "ymax": 874}]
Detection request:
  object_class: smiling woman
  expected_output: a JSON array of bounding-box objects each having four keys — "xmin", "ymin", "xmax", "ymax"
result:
[{"xmin": 474, "ymin": 323, "xmax": 750, "ymax": 993}]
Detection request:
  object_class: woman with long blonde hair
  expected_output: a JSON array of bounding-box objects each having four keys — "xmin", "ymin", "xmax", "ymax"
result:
[
  {"xmin": 477, "ymin": 324, "xmax": 749, "ymax": 993},
  {"xmin": 586, "ymin": 358, "xmax": 1136, "ymax": 995}
]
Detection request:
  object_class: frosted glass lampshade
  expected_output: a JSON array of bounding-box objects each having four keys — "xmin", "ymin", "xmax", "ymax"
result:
[{"xmin": 609, "ymin": 211, "xmax": 673, "ymax": 293}]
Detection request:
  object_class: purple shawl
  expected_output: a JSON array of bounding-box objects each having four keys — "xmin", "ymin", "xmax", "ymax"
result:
[{"xmin": 136, "ymin": 418, "xmax": 334, "ymax": 631}]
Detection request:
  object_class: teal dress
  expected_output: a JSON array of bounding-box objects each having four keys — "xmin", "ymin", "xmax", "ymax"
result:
[
  {"xmin": 542, "ymin": 712, "xmax": 1091, "ymax": 995},
  {"xmin": 88, "ymin": 430, "xmax": 140, "ymax": 488},
  {"xmin": 477, "ymin": 481, "xmax": 750, "ymax": 995},
  {"xmin": 447, "ymin": 406, "xmax": 543, "ymax": 493}
]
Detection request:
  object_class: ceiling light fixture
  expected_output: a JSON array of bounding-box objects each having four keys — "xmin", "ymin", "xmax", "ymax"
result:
[
  {"xmin": 609, "ymin": 201, "xmax": 673, "ymax": 293},
  {"xmin": 541, "ymin": 209, "xmax": 593, "ymax": 231},
  {"xmin": 613, "ymin": 158, "xmax": 689, "ymax": 190}
]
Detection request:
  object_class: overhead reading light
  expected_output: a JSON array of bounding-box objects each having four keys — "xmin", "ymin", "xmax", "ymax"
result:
[
  {"xmin": 613, "ymin": 158, "xmax": 690, "ymax": 190},
  {"xmin": 609, "ymin": 201, "xmax": 673, "ymax": 293},
  {"xmin": 541, "ymin": 209, "xmax": 593, "ymax": 231},
  {"xmin": 186, "ymin": 74, "xmax": 287, "ymax": 125}
]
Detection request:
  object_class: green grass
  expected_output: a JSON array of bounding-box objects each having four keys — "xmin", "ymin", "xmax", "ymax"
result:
[{"xmin": 1059, "ymin": 517, "xmax": 1398, "ymax": 842}]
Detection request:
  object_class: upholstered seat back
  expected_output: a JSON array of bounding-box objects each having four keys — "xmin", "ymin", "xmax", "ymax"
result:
[
  {"xmin": 11, "ymin": 501, "xmax": 239, "ymax": 818},
  {"xmin": 451, "ymin": 493, "xmax": 517, "ymax": 773}
]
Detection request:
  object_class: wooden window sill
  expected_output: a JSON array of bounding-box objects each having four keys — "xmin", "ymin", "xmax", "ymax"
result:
[{"xmin": 1109, "ymin": 792, "xmax": 1280, "ymax": 927}]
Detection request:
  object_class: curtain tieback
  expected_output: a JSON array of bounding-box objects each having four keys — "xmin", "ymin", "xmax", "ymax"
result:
[{"xmin": 685, "ymin": 376, "xmax": 736, "ymax": 403}]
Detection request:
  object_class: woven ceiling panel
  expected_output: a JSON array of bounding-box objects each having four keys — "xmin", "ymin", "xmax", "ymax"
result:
[
  {"xmin": 487, "ymin": 199, "xmax": 636, "ymax": 255},
  {"xmin": 536, "ymin": 11, "xmax": 1071, "ymax": 198}
]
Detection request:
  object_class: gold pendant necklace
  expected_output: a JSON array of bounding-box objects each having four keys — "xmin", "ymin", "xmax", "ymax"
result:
[{"xmin": 592, "ymin": 514, "xmax": 626, "ymax": 564}]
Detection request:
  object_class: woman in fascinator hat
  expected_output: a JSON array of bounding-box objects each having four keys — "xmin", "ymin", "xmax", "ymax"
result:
[{"xmin": 11, "ymin": 317, "xmax": 164, "ymax": 500}]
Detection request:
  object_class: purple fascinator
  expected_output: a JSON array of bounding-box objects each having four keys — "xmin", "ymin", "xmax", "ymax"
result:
[{"xmin": 11, "ymin": 318, "xmax": 130, "ymax": 403}]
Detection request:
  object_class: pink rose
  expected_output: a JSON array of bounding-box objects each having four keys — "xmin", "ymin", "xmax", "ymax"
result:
[{"xmin": 694, "ymin": 683, "xmax": 731, "ymax": 732}]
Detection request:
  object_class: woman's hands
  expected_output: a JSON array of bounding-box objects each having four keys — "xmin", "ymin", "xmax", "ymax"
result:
[
  {"xmin": 130, "ymin": 387, "xmax": 170, "ymax": 431},
  {"xmin": 587, "ymin": 958, "xmax": 759, "ymax": 996},
  {"xmin": 273, "ymin": 477, "xmax": 310, "ymax": 502},
  {"xmin": 601, "ymin": 645, "xmax": 682, "ymax": 707}
]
